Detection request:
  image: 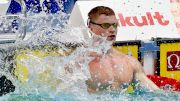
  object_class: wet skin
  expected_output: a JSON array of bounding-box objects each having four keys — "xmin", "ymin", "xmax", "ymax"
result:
[{"xmin": 87, "ymin": 14, "xmax": 159, "ymax": 92}]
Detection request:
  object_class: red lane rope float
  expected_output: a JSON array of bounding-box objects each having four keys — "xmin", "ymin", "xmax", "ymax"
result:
[{"xmin": 147, "ymin": 75, "xmax": 180, "ymax": 91}]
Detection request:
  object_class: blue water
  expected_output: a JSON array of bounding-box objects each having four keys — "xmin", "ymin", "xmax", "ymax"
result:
[{"xmin": 1, "ymin": 89, "xmax": 180, "ymax": 101}]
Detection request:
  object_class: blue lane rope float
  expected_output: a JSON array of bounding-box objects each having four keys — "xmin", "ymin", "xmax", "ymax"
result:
[{"xmin": 7, "ymin": 0, "xmax": 22, "ymax": 14}]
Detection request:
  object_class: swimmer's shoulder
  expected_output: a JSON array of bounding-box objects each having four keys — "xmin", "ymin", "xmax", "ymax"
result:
[{"xmin": 110, "ymin": 48, "xmax": 134, "ymax": 59}]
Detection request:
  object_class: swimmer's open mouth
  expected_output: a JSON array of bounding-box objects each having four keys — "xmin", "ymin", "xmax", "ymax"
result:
[{"xmin": 107, "ymin": 35, "xmax": 116, "ymax": 41}]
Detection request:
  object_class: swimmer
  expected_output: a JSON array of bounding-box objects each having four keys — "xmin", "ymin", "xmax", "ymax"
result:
[{"xmin": 86, "ymin": 6, "xmax": 159, "ymax": 93}]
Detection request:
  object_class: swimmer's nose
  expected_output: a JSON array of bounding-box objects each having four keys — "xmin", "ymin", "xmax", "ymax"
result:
[{"xmin": 108, "ymin": 25, "xmax": 117, "ymax": 35}]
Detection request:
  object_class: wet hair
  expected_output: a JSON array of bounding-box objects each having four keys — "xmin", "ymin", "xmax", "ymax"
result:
[{"xmin": 88, "ymin": 6, "xmax": 115, "ymax": 22}]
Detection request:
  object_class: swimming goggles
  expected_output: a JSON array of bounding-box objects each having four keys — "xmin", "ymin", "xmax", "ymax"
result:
[{"xmin": 90, "ymin": 21, "xmax": 118, "ymax": 29}]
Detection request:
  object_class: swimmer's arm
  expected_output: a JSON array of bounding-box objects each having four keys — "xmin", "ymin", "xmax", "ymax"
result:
[
  {"xmin": 132, "ymin": 58, "xmax": 159, "ymax": 90},
  {"xmin": 135, "ymin": 71, "xmax": 160, "ymax": 90},
  {"xmin": 64, "ymin": 57, "xmax": 85, "ymax": 73}
]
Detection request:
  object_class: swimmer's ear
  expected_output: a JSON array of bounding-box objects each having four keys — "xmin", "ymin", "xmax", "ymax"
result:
[{"xmin": 87, "ymin": 18, "xmax": 90, "ymax": 28}]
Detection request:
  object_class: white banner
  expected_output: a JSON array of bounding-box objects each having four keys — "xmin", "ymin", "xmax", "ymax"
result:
[{"xmin": 70, "ymin": 0, "xmax": 180, "ymax": 41}]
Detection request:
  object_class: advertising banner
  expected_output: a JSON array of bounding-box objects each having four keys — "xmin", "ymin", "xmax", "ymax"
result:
[
  {"xmin": 159, "ymin": 42, "xmax": 180, "ymax": 80},
  {"xmin": 70, "ymin": 0, "xmax": 180, "ymax": 41}
]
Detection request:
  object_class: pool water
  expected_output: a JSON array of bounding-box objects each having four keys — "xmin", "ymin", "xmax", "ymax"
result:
[{"xmin": 1, "ymin": 89, "xmax": 180, "ymax": 101}]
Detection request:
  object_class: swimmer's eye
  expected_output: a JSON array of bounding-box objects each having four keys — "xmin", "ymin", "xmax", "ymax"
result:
[{"xmin": 90, "ymin": 21, "xmax": 118, "ymax": 29}]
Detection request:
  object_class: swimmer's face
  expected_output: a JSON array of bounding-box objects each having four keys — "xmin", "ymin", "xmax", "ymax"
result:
[{"xmin": 89, "ymin": 14, "xmax": 118, "ymax": 41}]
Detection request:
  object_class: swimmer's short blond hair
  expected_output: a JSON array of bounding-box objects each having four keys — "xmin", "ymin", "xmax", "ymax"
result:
[{"xmin": 88, "ymin": 6, "xmax": 115, "ymax": 21}]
